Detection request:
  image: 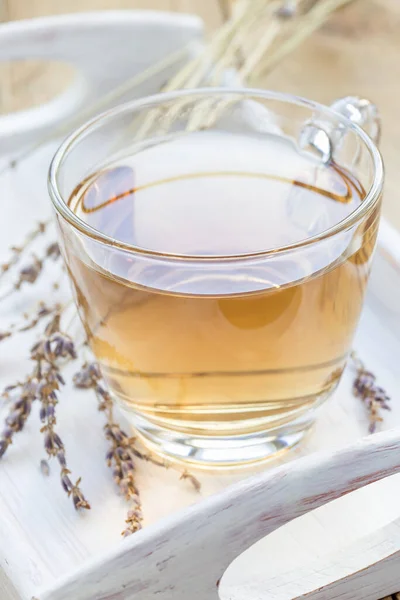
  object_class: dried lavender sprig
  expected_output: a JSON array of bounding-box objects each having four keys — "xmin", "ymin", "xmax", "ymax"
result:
[
  {"xmin": 124, "ymin": 429, "xmax": 201, "ymax": 491},
  {"xmin": 96, "ymin": 384, "xmax": 143, "ymax": 536},
  {"xmin": 73, "ymin": 363, "xmax": 200, "ymax": 536},
  {"xmin": 73, "ymin": 362, "xmax": 201, "ymax": 486},
  {"xmin": 0, "ymin": 310, "xmax": 90, "ymax": 511},
  {"xmin": 0, "ymin": 241, "xmax": 61, "ymax": 302},
  {"xmin": 351, "ymin": 351, "xmax": 391, "ymax": 433},
  {"xmin": 15, "ymin": 255, "xmax": 43, "ymax": 289},
  {"xmin": 0, "ymin": 220, "xmax": 51, "ymax": 281},
  {"xmin": 40, "ymin": 458, "xmax": 50, "ymax": 476},
  {"xmin": 0, "ymin": 303, "xmax": 60, "ymax": 345},
  {"xmin": 46, "ymin": 242, "xmax": 61, "ymax": 260},
  {"xmin": 73, "ymin": 362, "xmax": 201, "ymax": 500},
  {"xmin": 32, "ymin": 328, "xmax": 89, "ymax": 510},
  {"xmin": 0, "ymin": 380, "xmax": 36, "ymax": 458},
  {"xmin": 73, "ymin": 363, "xmax": 141, "ymax": 518}
]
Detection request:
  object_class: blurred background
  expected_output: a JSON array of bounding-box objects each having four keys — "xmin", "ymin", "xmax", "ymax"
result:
[{"xmin": 0, "ymin": 0, "xmax": 399, "ymax": 226}]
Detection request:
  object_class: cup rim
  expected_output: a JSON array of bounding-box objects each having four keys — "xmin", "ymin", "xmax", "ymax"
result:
[{"xmin": 48, "ymin": 87, "xmax": 384, "ymax": 262}]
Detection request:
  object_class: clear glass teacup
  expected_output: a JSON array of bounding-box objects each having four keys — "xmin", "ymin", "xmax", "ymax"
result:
[{"xmin": 49, "ymin": 89, "xmax": 383, "ymax": 468}]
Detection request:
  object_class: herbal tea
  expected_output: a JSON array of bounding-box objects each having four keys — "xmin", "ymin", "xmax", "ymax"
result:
[{"xmin": 64, "ymin": 130, "xmax": 378, "ymax": 461}]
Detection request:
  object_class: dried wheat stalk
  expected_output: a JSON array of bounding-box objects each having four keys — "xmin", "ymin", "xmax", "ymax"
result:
[{"xmin": 134, "ymin": 0, "xmax": 357, "ymax": 139}]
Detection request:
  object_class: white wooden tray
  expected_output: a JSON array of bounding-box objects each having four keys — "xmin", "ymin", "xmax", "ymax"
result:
[{"xmin": 1, "ymin": 11, "xmax": 400, "ymax": 600}]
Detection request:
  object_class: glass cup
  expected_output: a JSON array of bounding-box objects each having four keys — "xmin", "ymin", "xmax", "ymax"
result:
[{"xmin": 48, "ymin": 89, "xmax": 383, "ymax": 468}]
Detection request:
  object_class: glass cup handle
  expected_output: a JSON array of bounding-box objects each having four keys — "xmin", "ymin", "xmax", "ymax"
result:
[
  {"xmin": 330, "ymin": 96, "xmax": 381, "ymax": 145},
  {"xmin": 299, "ymin": 96, "xmax": 381, "ymax": 163}
]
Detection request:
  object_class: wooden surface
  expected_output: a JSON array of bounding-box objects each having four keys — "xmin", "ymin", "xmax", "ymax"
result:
[{"xmin": 1, "ymin": 0, "xmax": 400, "ymax": 231}]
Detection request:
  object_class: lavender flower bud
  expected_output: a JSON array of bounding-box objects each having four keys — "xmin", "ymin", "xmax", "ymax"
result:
[
  {"xmin": 113, "ymin": 466, "xmax": 122, "ymax": 480},
  {"xmin": 23, "ymin": 381, "xmax": 38, "ymax": 398},
  {"xmin": 44, "ymin": 433, "xmax": 55, "ymax": 453},
  {"xmin": 43, "ymin": 339, "xmax": 52, "ymax": 360},
  {"xmin": 121, "ymin": 461, "xmax": 135, "ymax": 477},
  {"xmin": 0, "ymin": 439, "xmax": 8, "ymax": 458},
  {"xmin": 90, "ymin": 364, "xmax": 101, "ymax": 379},
  {"xmin": 115, "ymin": 446, "xmax": 127, "ymax": 459},
  {"xmin": 19, "ymin": 257, "xmax": 42, "ymax": 285},
  {"xmin": 52, "ymin": 432, "xmax": 64, "ymax": 449},
  {"xmin": 61, "ymin": 474, "xmax": 73, "ymax": 493},
  {"xmin": 57, "ymin": 451, "xmax": 67, "ymax": 467},
  {"xmin": 38, "ymin": 305, "xmax": 51, "ymax": 318},
  {"xmin": 126, "ymin": 508, "xmax": 142, "ymax": 521},
  {"xmin": 96, "ymin": 385, "xmax": 108, "ymax": 398},
  {"xmin": 2, "ymin": 428, "xmax": 13, "ymax": 441},
  {"xmin": 63, "ymin": 339, "xmax": 77, "ymax": 359},
  {"xmin": 122, "ymin": 530, "xmax": 132, "ymax": 538},
  {"xmin": 46, "ymin": 243, "xmax": 61, "ymax": 260},
  {"xmin": 105, "ymin": 449, "xmax": 114, "ymax": 462},
  {"xmin": 72, "ymin": 490, "xmax": 90, "ymax": 510},
  {"xmin": 6, "ymin": 412, "xmax": 23, "ymax": 430},
  {"xmin": 40, "ymin": 459, "xmax": 50, "ymax": 476},
  {"xmin": 14, "ymin": 397, "xmax": 27, "ymax": 410}
]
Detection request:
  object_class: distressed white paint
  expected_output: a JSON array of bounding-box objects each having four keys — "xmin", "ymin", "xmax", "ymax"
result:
[
  {"xmin": 1, "ymin": 12, "xmax": 400, "ymax": 600},
  {"xmin": 0, "ymin": 11, "xmax": 203, "ymax": 153}
]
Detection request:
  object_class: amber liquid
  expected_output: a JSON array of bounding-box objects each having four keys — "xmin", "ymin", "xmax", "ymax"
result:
[{"xmin": 64, "ymin": 132, "xmax": 379, "ymax": 443}]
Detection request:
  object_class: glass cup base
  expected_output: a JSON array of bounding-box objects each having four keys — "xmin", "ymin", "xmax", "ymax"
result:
[{"xmin": 129, "ymin": 411, "xmax": 315, "ymax": 469}]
